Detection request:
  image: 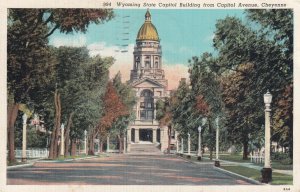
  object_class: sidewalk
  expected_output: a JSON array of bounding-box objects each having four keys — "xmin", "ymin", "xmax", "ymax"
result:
[{"xmin": 176, "ymin": 152, "xmax": 292, "ymax": 176}]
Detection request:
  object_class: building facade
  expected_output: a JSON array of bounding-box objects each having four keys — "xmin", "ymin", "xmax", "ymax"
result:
[{"xmin": 127, "ymin": 10, "xmax": 170, "ymax": 152}]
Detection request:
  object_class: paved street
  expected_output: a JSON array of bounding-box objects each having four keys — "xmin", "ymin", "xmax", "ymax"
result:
[{"xmin": 7, "ymin": 154, "xmax": 253, "ymax": 185}]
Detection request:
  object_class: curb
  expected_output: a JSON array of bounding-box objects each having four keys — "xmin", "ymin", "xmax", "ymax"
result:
[
  {"xmin": 214, "ymin": 166, "xmax": 263, "ymax": 185},
  {"xmin": 7, "ymin": 163, "xmax": 34, "ymax": 170},
  {"xmin": 36, "ymin": 155, "xmax": 99, "ymax": 163},
  {"xmin": 7, "ymin": 156, "xmax": 99, "ymax": 169}
]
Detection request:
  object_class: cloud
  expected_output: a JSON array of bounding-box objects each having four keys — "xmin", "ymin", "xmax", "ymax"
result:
[
  {"xmin": 88, "ymin": 42, "xmax": 134, "ymax": 82},
  {"xmin": 203, "ymin": 34, "xmax": 215, "ymax": 42},
  {"xmin": 88, "ymin": 41, "xmax": 189, "ymax": 90},
  {"xmin": 51, "ymin": 35, "xmax": 87, "ymax": 47},
  {"xmin": 164, "ymin": 64, "xmax": 189, "ymax": 90}
]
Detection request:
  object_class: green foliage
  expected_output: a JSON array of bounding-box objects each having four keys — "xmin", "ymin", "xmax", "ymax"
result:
[
  {"xmin": 109, "ymin": 72, "xmax": 136, "ymax": 137},
  {"xmin": 210, "ymin": 10, "xmax": 293, "ymax": 158},
  {"xmin": 26, "ymin": 128, "xmax": 48, "ymax": 148}
]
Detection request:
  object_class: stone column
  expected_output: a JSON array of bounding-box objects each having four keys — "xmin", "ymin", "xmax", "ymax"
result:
[
  {"xmin": 152, "ymin": 129, "xmax": 157, "ymax": 143},
  {"xmin": 153, "ymin": 98, "xmax": 157, "ymax": 120},
  {"xmin": 135, "ymin": 129, "xmax": 139, "ymax": 143},
  {"xmin": 107, "ymin": 136, "xmax": 110, "ymax": 152},
  {"xmin": 22, "ymin": 113, "xmax": 28, "ymax": 162}
]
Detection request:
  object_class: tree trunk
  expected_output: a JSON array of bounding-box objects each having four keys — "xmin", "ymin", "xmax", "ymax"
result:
[
  {"xmin": 166, "ymin": 126, "xmax": 171, "ymax": 154},
  {"xmin": 64, "ymin": 112, "xmax": 74, "ymax": 157},
  {"xmin": 243, "ymin": 141, "xmax": 248, "ymax": 160},
  {"xmin": 70, "ymin": 139, "xmax": 76, "ymax": 157},
  {"xmin": 118, "ymin": 134, "xmax": 123, "ymax": 153},
  {"xmin": 7, "ymin": 103, "xmax": 19, "ymax": 163},
  {"xmin": 99, "ymin": 141, "xmax": 103, "ymax": 153},
  {"xmin": 49, "ymin": 90, "xmax": 61, "ymax": 159},
  {"xmin": 88, "ymin": 130, "xmax": 95, "ymax": 155}
]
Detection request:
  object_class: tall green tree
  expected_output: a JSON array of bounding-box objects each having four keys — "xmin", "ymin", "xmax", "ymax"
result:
[
  {"xmin": 7, "ymin": 8, "xmax": 114, "ymax": 162},
  {"xmin": 189, "ymin": 53, "xmax": 224, "ymax": 159},
  {"xmin": 213, "ymin": 9, "xmax": 293, "ymax": 159}
]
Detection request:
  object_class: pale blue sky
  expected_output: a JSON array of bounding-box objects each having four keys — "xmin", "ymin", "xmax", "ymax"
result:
[{"xmin": 49, "ymin": 9, "xmax": 245, "ymax": 64}]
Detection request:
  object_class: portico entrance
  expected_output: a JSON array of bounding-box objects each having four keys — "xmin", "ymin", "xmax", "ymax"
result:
[{"xmin": 139, "ymin": 129, "xmax": 153, "ymax": 142}]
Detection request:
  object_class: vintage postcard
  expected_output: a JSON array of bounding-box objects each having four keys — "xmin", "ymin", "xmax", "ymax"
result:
[{"xmin": 1, "ymin": 0, "xmax": 299, "ymax": 191}]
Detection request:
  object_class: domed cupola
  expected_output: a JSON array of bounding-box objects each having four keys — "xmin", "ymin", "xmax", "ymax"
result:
[{"xmin": 136, "ymin": 9, "xmax": 159, "ymax": 41}]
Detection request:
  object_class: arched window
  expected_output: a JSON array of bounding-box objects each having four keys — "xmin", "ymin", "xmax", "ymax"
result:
[
  {"xmin": 140, "ymin": 89, "xmax": 153, "ymax": 97},
  {"xmin": 140, "ymin": 90, "xmax": 154, "ymax": 120}
]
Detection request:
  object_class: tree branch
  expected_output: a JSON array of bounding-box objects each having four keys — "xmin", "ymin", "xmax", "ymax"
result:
[{"xmin": 44, "ymin": 24, "xmax": 60, "ymax": 38}]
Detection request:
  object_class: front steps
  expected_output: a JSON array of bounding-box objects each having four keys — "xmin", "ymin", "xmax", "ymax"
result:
[{"xmin": 128, "ymin": 142, "xmax": 162, "ymax": 155}]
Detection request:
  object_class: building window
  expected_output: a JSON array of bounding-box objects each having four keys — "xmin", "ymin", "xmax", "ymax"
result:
[
  {"xmin": 140, "ymin": 110, "xmax": 153, "ymax": 120},
  {"xmin": 155, "ymin": 62, "xmax": 158, "ymax": 68},
  {"xmin": 146, "ymin": 102, "xmax": 152, "ymax": 109},
  {"xmin": 141, "ymin": 90, "xmax": 153, "ymax": 97},
  {"xmin": 140, "ymin": 102, "xmax": 145, "ymax": 108},
  {"xmin": 140, "ymin": 110, "xmax": 146, "ymax": 119},
  {"xmin": 145, "ymin": 61, "xmax": 150, "ymax": 68},
  {"xmin": 171, "ymin": 129, "xmax": 175, "ymax": 139}
]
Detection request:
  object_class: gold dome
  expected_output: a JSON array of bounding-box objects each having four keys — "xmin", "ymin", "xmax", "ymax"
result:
[{"xmin": 136, "ymin": 10, "xmax": 159, "ymax": 41}]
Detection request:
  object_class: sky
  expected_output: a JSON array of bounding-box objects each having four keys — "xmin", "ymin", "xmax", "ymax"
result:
[{"xmin": 49, "ymin": 9, "xmax": 246, "ymax": 90}]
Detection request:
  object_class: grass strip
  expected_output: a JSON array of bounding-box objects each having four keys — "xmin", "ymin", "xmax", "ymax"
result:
[{"xmin": 221, "ymin": 165, "xmax": 293, "ymax": 185}]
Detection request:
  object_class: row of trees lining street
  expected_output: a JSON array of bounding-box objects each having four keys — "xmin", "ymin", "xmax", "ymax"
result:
[
  {"xmin": 157, "ymin": 9, "xmax": 293, "ymax": 161},
  {"xmin": 7, "ymin": 9, "xmax": 136, "ymax": 163}
]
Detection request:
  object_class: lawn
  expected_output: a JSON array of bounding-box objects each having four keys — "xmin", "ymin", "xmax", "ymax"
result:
[
  {"xmin": 221, "ymin": 165, "xmax": 293, "ymax": 185},
  {"xmin": 203, "ymin": 153, "xmax": 250, "ymax": 163},
  {"xmin": 203, "ymin": 153, "xmax": 293, "ymax": 170}
]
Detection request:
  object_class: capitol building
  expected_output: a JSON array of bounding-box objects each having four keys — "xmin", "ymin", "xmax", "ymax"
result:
[{"xmin": 126, "ymin": 10, "xmax": 174, "ymax": 153}]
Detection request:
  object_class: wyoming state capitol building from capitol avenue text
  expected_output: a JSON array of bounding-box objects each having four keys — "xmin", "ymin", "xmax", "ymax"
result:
[{"xmin": 126, "ymin": 10, "xmax": 175, "ymax": 153}]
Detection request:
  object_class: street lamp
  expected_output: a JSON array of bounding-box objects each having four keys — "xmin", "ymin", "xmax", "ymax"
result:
[
  {"xmin": 60, "ymin": 123, "xmax": 65, "ymax": 156},
  {"xmin": 197, "ymin": 126, "xmax": 202, "ymax": 160},
  {"xmin": 261, "ymin": 91, "xmax": 272, "ymax": 183},
  {"xmin": 84, "ymin": 130, "xmax": 87, "ymax": 155},
  {"xmin": 215, "ymin": 116, "xmax": 220, "ymax": 167},
  {"xmin": 22, "ymin": 113, "xmax": 28, "ymax": 162},
  {"xmin": 187, "ymin": 132, "xmax": 191, "ymax": 155},
  {"xmin": 197, "ymin": 118, "xmax": 207, "ymax": 160}
]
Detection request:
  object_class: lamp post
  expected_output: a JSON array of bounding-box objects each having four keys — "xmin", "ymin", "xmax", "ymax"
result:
[
  {"xmin": 197, "ymin": 126, "xmax": 202, "ymax": 160},
  {"xmin": 197, "ymin": 118, "xmax": 207, "ymax": 161},
  {"xmin": 261, "ymin": 91, "xmax": 272, "ymax": 183},
  {"xmin": 22, "ymin": 113, "xmax": 28, "ymax": 162},
  {"xmin": 215, "ymin": 116, "xmax": 220, "ymax": 167},
  {"xmin": 181, "ymin": 138, "xmax": 184, "ymax": 154},
  {"xmin": 84, "ymin": 130, "xmax": 87, "ymax": 155},
  {"xmin": 60, "ymin": 123, "xmax": 65, "ymax": 156},
  {"xmin": 187, "ymin": 132, "xmax": 191, "ymax": 155}
]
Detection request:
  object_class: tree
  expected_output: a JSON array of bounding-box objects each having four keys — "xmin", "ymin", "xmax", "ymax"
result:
[
  {"xmin": 111, "ymin": 72, "xmax": 136, "ymax": 153},
  {"xmin": 7, "ymin": 8, "xmax": 114, "ymax": 162},
  {"xmin": 189, "ymin": 54, "xmax": 223, "ymax": 159},
  {"xmin": 98, "ymin": 82, "xmax": 129, "ymax": 152},
  {"xmin": 156, "ymin": 98, "xmax": 172, "ymax": 153},
  {"xmin": 213, "ymin": 10, "xmax": 293, "ymax": 159}
]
